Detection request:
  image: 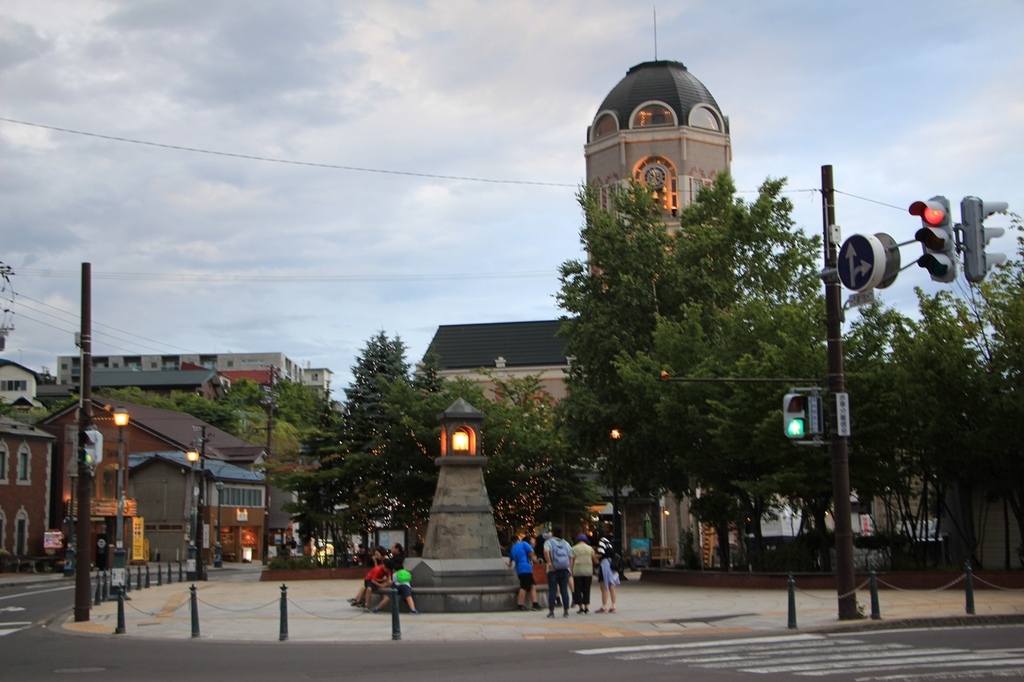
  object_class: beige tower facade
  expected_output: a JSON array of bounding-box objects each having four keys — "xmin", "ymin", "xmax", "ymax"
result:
[{"xmin": 585, "ymin": 60, "xmax": 731, "ymax": 221}]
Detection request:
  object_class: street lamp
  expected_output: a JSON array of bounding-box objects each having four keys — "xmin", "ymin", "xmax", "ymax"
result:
[
  {"xmin": 112, "ymin": 407, "xmax": 130, "ymax": 599},
  {"xmin": 186, "ymin": 448, "xmax": 200, "ymax": 580},
  {"xmin": 214, "ymin": 481, "xmax": 224, "ymax": 568},
  {"xmin": 609, "ymin": 429, "xmax": 623, "ymax": 567}
]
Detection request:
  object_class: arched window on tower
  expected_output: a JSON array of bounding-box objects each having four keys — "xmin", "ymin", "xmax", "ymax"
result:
[
  {"xmin": 592, "ymin": 113, "xmax": 618, "ymax": 141},
  {"xmin": 688, "ymin": 105, "xmax": 722, "ymax": 131},
  {"xmin": 632, "ymin": 103, "xmax": 675, "ymax": 128}
]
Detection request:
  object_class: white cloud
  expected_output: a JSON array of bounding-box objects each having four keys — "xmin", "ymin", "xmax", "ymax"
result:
[{"xmin": 1, "ymin": 0, "xmax": 1022, "ymax": 391}]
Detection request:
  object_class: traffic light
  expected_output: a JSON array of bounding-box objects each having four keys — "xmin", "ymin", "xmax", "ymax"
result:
[
  {"xmin": 961, "ymin": 196, "xmax": 1008, "ymax": 283},
  {"xmin": 80, "ymin": 428, "xmax": 103, "ymax": 466},
  {"xmin": 782, "ymin": 393, "xmax": 807, "ymax": 439},
  {"xmin": 910, "ymin": 196, "xmax": 956, "ymax": 283}
]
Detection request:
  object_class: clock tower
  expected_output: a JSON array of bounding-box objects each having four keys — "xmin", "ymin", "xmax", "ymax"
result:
[{"xmin": 585, "ymin": 60, "xmax": 731, "ymax": 221}]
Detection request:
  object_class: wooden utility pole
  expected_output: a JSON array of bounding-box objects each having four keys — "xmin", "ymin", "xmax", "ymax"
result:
[
  {"xmin": 821, "ymin": 166, "xmax": 858, "ymax": 620},
  {"xmin": 74, "ymin": 263, "xmax": 93, "ymax": 622}
]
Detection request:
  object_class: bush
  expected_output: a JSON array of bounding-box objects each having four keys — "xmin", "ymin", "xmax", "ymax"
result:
[
  {"xmin": 0, "ymin": 548, "xmax": 9, "ymax": 572},
  {"xmin": 268, "ymin": 555, "xmax": 318, "ymax": 570}
]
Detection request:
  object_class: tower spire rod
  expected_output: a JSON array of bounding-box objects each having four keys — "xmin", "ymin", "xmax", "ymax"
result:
[{"xmin": 653, "ymin": 6, "xmax": 658, "ymax": 60}]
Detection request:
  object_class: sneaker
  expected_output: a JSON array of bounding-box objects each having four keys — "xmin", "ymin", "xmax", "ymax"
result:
[
  {"xmin": 516, "ymin": 605, "xmax": 527, "ymax": 611},
  {"xmin": 547, "ymin": 612, "xmax": 555, "ymax": 618},
  {"xmin": 409, "ymin": 609, "xmax": 420, "ymax": 614},
  {"xmin": 371, "ymin": 608, "xmax": 380, "ymax": 614},
  {"xmin": 531, "ymin": 603, "xmax": 542, "ymax": 611},
  {"xmin": 563, "ymin": 612, "xmax": 569, "ymax": 618}
]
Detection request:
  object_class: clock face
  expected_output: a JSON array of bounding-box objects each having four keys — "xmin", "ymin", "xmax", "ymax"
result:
[{"xmin": 643, "ymin": 165, "xmax": 667, "ymax": 190}]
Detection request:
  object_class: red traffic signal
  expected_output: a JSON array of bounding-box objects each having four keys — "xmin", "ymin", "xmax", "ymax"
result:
[{"xmin": 909, "ymin": 200, "xmax": 947, "ymax": 226}]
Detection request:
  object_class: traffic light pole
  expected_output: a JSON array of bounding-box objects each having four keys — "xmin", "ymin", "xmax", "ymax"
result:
[
  {"xmin": 74, "ymin": 263, "xmax": 94, "ymax": 623},
  {"xmin": 821, "ymin": 165, "xmax": 858, "ymax": 620}
]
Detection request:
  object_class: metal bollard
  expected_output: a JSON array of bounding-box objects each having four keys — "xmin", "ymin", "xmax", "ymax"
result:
[
  {"xmin": 145, "ymin": 563, "xmax": 151, "ymax": 589},
  {"xmin": 787, "ymin": 573, "xmax": 797, "ymax": 629},
  {"xmin": 178, "ymin": 561, "xmax": 183, "ymax": 583},
  {"xmin": 279, "ymin": 584, "xmax": 289, "ymax": 642},
  {"xmin": 101, "ymin": 571, "xmax": 109, "ymax": 602},
  {"xmin": 125, "ymin": 568, "xmax": 132, "ymax": 594},
  {"xmin": 136, "ymin": 565, "xmax": 142, "ymax": 591},
  {"xmin": 157, "ymin": 563, "xmax": 162, "ymax": 586},
  {"xmin": 94, "ymin": 571, "xmax": 102, "ymax": 605},
  {"xmin": 115, "ymin": 588, "xmax": 126, "ymax": 635},
  {"xmin": 965, "ymin": 562, "xmax": 975, "ymax": 615},
  {"xmin": 391, "ymin": 585, "xmax": 401, "ymax": 641},
  {"xmin": 190, "ymin": 584, "xmax": 200, "ymax": 638},
  {"xmin": 168, "ymin": 562, "xmax": 173, "ymax": 584},
  {"xmin": 869, "ymin": 570, "xmax": 880, "ymax": 620}
]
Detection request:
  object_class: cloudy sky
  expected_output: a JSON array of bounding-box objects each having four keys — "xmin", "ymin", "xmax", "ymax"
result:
[{"xmin": 2, "ymin": 1, "xmax": 1022, "ymax": 394}]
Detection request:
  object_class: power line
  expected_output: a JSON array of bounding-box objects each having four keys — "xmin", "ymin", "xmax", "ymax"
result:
[
  {"xmin": 14, "ymin": 268, "xmax": 559, "ymax": 283},
  {"xmin": 0, "ymin": 117, "xmax": 576, "ymax": 188}
]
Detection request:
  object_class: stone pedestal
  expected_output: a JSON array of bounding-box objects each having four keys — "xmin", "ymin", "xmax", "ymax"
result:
[{"xmin": 410, "ymin": 445, "xmax": 517, "ymax": 610}]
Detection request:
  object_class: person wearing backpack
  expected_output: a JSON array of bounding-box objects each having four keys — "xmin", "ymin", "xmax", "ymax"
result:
[
  {"xmin": 543, "ymin": 526, "xmax": 573, "ymax": 618},
  {"xmin": 595, "ymin": 531, "xmax": 619, "ymax": 613}
]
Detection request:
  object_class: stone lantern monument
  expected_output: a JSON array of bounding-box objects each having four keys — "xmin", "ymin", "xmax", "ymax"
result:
[{"xmin": 406, "ymin": 398, "xmax": 517, "ymax": 611}]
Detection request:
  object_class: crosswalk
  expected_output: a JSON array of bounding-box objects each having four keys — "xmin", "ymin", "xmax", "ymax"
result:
[
  {"xmin": 0, "ymin": 621, "xmax": 32, "ymax": 637},
  {"xmin": 575, "ymin": 633, "xmax": 1024, "ymax": 680}
]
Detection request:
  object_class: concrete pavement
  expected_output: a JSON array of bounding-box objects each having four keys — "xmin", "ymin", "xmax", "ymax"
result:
[{"xmin": 6, "ymin": 565, "xmax": 1023, "ymax": 642}]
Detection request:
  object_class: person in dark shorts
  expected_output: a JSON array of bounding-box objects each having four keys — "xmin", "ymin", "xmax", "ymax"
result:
[{"xmin": 507, "ymin": 535, "xmax": 540, "ymax": 610}]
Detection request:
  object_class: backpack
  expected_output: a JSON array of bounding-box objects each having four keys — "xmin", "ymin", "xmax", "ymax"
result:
[
  {"xmin": 611, "ymin": 552, "xmax": 625, "ymax": 573},
  {"xmin": 549, "ymin": 538, "xmax": 571, "ymax": 570}
]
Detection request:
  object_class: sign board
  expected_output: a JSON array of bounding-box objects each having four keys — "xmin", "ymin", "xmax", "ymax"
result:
[
  {"xmin": 835, "ymin": 392, "xmax": 851, "ymax": 437},
  {"xmin": 132, "ymin": 517, "xmax": 145, "ymax": 561},
  {"xmin": 110, "ymin": 567, "xmax": 126, "ymax": 588},
  {"xmin": 630, "ymin": 538, "xmax": 651, "ymax": 568},
  {"xmin": 44, "ymin": 530, "xmax": 64, "ymax": 550}
]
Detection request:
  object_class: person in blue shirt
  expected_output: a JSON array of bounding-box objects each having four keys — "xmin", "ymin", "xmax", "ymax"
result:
[{"xmin": 507, "ymin": 535, "xmax": 540, "ymax": 611}]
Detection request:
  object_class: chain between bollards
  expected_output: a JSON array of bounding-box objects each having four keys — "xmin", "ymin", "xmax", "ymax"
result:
[
  {"xmin": 787, "ymin": 573, "xmax": 797, "ymax": 629},
  {"xmin": 965, "ymin": 562, "xmax": 975, "ymax": 615},
  {"xmin": 391, "ymin": 585, "xmax": 401, "ymax": 641},
  {"xmin": 279, "ymin": 584, "xmax": 288, "ymax": 641},
  {"xmin": 190, "ymin": 584, "xmax": 200, "ymax": 638},
  {"xmin": 869, "ymin": 570, "xmax": 880, "ymax": 620}
]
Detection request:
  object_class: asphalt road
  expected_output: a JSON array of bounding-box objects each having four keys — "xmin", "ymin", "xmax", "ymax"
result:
[{"xmin": 2, "ymin": 606, "xmax": 1024, "ymax": 681}]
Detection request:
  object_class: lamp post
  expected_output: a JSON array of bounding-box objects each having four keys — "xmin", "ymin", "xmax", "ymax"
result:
[
  {"xmin": 214, "ymin": 481, "xmax": 224, "ymax": 568},
  {"xmin": 112, "ymin": 408, "xmax": 130, "ymax": 598},
  {"xmin": 186, "ymin": 449, "xmax": 200, "ymax": 581},
  {"xmin": 609, "ymin": 429, "xmax": 623, "ymax": 567},
  {"xmin": 65, "ymin": 466, "xmax": 78, "ymax": 577}
]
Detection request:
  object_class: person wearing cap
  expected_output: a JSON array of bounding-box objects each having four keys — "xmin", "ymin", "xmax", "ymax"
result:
[
  {"xmin": 571, "ymin": 533, "xmax": 595, "ymax": 614},
  {"xmin": 373, "ymin": 566, "xmax": 420, "ymax": 614}
]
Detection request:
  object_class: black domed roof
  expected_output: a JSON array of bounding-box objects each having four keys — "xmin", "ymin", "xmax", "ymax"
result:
[{"xmin": 595, "ymin": 60, "xmax": 727, "ymax": 132}]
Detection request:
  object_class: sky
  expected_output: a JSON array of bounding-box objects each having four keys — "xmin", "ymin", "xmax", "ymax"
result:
[{"xmin": 2, "ymin": 0, "xmax": 1022, "ymax": 396}]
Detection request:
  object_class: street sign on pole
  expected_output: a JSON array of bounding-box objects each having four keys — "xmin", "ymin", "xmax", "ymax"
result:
[
  {"xmin": 838, "ymin": 235, "xmax": 883, "ymax": 292},
  {"xmin": 835, "ymin": 392, "xmax": 851, "ymax": 437}
]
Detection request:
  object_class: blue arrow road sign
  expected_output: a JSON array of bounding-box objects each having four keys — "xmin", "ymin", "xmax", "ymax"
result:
[{"xmin": 838, "ymin": 234, "xmax": 886, "ymax": 292}]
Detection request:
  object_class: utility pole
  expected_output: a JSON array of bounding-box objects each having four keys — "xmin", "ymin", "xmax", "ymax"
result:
[
  {"xmin": 74, "ymin": 263, "xmax": 93, "ymax": 622},
  {"xmin": 821, "ymin": 166, "xmax": 857, "ymax": 620}
]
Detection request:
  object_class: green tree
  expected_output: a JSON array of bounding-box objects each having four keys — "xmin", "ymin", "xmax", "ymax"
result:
[{"xmin": 559, "ymin": 173, "xmax": 826, "ymax": 570}]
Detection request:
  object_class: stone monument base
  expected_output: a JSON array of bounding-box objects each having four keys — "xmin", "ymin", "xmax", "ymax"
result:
[{"xmin": 404, "ymin": 557, "xmax": 519, "ymax": 612}]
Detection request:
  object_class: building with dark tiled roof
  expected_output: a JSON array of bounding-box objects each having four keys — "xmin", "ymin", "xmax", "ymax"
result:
[{"xmin": 424, "ymin": 320, "xmax": 569, "ymax": 399}]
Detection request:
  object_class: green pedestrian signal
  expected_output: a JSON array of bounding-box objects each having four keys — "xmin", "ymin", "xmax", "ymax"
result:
[{"xmin": 783, "ymin": 393, "xmax": 807, "ymax": 439}]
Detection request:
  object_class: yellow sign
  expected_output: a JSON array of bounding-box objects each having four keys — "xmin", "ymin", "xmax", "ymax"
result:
[{"xmin": 132, "ymin": 517, "xmax": 145, "ymax": 561}]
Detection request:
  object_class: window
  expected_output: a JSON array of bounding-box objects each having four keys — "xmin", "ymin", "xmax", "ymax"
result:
[
  {"xmin": 17, "ymin": 446, "xmax": 30, "ymax": 482},
  {"xmin": 1, "ymin": 380, "xmax": 27, "ymax": 391},
  {"xmin": 222, "ymin": 486, "xmax": 264, "ymax": 508},
  {"xmin": 632, "ymin": 103, "xmax": 675, "ymax": 128},
  {"xmin": 15, "ymin": 512, "xmax": 28, "ymax": 555},
  {"xmin": 0, "ymin": 444, "xmax": 7, "ymax": 482},
  {"xmin": 592, "ymin": 113, "xmax": 618, "ymax": 140},
  {"xmin": 688, "ymin": 105, "xmax": 721, "ymax": 131}
]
